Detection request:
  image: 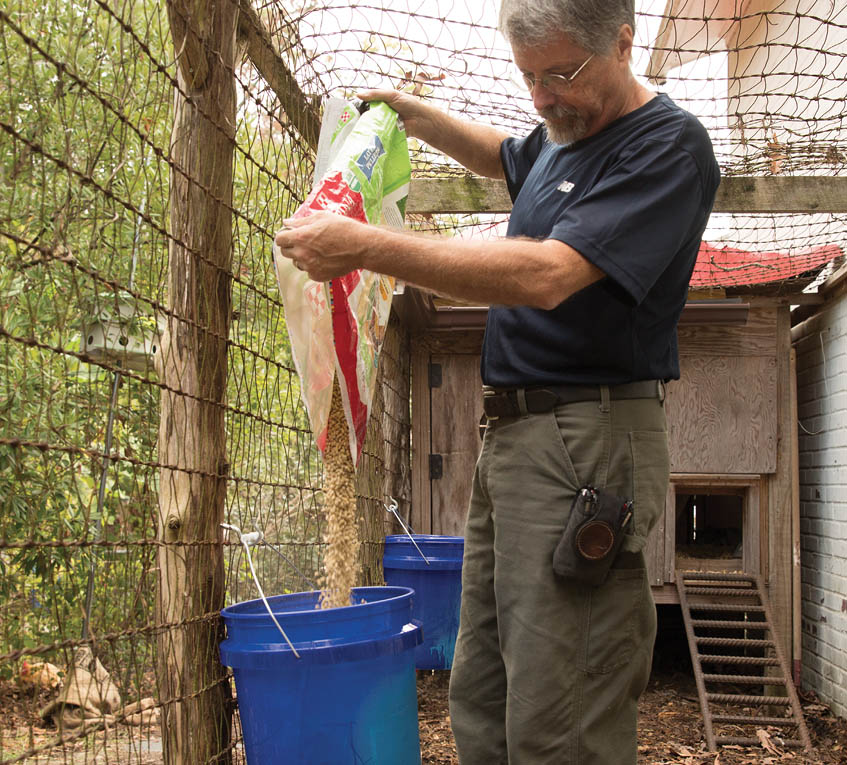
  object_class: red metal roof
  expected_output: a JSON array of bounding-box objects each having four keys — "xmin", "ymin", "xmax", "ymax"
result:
[{"xmin": 690, "ymin": 242, "xmax": 843, "ymax": 288}]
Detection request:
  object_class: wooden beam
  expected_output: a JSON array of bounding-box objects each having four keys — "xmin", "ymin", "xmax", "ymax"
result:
[
  {"xmin": 408, "ymin": 176, "xmax": 847, "ymax": 215},
  {"xmin": 715, "ymin": 176, "xmax": 847, "ymax": 214},
  {"xmin": 408, "ymin": 177, "xmax": 511, "ymax": 214},
  {"xmin": 748, "ymin": 294, "xmax": 824, "ymax": 306},
  {"xmin": 670, "ymin": 473, "xmax": 765, "ymax": 487},
  {"xmin": 237, "ymin": 0, "xmax": 320, "ymax": 151},
  {"xmin": 394, "ymin": 286, "xmax": 758, "ymax": 332}
]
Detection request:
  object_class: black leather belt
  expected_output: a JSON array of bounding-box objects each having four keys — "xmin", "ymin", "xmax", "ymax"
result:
[{"xmin": 482, "ymin": 380, "xmax": 664, "ymax": 419}]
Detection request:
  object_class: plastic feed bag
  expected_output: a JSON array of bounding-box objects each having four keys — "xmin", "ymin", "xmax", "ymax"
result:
[{"xmin": 272, "ymin": 101, "xmax": 411, "ymax": 465}]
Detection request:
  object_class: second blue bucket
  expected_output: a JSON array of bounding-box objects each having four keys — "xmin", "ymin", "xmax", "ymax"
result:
[{"xmin": 383, "ymin": 534, "xmax": 464, "ymax": 670}]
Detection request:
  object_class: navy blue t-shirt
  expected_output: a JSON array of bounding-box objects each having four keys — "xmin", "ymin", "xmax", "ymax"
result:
[{"xmin": 481, "ymin": 93, "xmax": 720, "ymax": 387}]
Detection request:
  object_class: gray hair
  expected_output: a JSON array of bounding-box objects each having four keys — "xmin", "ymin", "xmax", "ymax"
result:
[{"xmin": 498, "ymin": 0, "xmax": 635, "ymax": 56}]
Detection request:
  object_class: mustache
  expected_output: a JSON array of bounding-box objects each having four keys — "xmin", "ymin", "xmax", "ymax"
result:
[{"xmin": 538, "ymin": 104, "xmax": 582, "ymax": 121}]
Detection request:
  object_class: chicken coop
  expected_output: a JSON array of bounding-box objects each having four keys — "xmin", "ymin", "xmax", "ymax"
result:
[{"xmin": 393, "ymin": 281, "xmax": 812, "ymax": 672}]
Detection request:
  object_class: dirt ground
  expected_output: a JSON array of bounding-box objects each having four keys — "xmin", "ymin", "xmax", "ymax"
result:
[
  {"xmin": 0, "ymin": 692, "xmax": 163, "ymax": 765},
  {"xmin": 3, "ymin": 678, "xmax": 845, "ymax": 765},
  {"xmin": 4, "ymin": 611, "xmax": 846, "ymax": 764},
  {"xmin": 417, "ymin": 609, "xmax": 847, "ymax": 765},
  {"xmin": 417, "ymin": 671, "xmax": 847, "ymax": 764}
]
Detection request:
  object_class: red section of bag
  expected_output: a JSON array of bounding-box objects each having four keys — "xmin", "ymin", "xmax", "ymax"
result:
[
  {"xmin": 292, "ymin": 169, "xmax": 369, "ymax": 460},
  {"xmin": 293, "ymin": 171, "xmax": 368, "ymax": 224}
]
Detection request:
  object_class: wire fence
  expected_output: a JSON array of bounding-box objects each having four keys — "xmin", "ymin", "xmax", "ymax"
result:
[{"xmin": 0, "ymin": 0, "xmax": 845, "ymax": 761}]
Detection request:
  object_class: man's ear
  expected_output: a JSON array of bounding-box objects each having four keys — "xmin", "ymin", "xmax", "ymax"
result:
[{"xmin": 616, "ymin": 24, "xmax": 634, "ymax": 63}]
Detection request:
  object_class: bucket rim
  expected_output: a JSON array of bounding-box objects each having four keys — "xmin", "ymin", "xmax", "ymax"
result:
[
  {"xmin": 220, "ymin": 620, "xmax": 423, "ymax": 667},
  {"xmin": 383, "ymin": 536, "xmax": 464, "ymax": 569},
  {"xmin": 220, "ymin": 585, "xmax": 413, "ymax": 620},
  {"xmin": 384, "ymin": 534, "xmax": 464, "ymax": 544}
]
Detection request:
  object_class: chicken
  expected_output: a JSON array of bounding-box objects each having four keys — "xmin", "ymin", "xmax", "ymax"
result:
[{"xmin": 19, "ymin": 660, "xmax": 64, "ymax": 691}]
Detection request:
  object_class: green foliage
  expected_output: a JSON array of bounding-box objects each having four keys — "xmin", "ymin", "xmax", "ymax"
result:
[
  {"xmin": 0, "ymin": 0, "xmax": 326, "ymax": 668},
  {"xmin": 0, "ymin": 0, "xmax": 170, "ymax": 664}
]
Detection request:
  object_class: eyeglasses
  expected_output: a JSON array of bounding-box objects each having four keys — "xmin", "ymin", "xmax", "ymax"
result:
[{"xmin": 517, "ymin": 54, "xmax": 595, "ymax": 95}]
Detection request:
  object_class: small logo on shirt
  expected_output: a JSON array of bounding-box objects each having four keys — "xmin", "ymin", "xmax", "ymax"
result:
[{"xmin": 557, "ymin": 180, "xmax": 575, "ymax": 193}]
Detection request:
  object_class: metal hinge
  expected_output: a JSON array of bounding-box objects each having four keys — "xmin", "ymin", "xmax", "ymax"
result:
[
  {"xmin": 428, "ymin": 362, "xmax": 442, "ymax": 388},
  {"xmin": 429, "ymin": 454, "xmax": 443, "ymax": 480}
]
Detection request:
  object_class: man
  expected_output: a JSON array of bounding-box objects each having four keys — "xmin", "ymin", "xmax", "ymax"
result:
[{"xmin": 275, "ymin": 0, "xmax": 719, "ymax": 761}]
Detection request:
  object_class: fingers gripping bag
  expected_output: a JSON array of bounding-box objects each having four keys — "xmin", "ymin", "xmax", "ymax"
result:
[{"xmin": 272, "ymin": 100, "xmax": 411, "ymax": 465}]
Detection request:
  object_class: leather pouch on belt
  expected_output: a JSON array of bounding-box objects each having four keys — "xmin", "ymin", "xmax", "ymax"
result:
[{"xmin": 552, "ymin": 486, "xmax": 634, "ymax": 587}]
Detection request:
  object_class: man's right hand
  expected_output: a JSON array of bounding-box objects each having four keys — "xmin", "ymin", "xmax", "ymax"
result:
[
  {"xmin": 356, "ymin": 88, "xmax": 431, "ymax": 140},
  {"xmin": 355, "ymin": 87, "xmax": 509, "ymax": 180}
]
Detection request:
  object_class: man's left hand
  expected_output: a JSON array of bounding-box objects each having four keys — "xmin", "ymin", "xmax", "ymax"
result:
[{"xmin": 274, "ymin": 212, "xmax": 365, "ymax": 281}]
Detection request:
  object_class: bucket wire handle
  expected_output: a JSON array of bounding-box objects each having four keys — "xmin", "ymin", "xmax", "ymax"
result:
[
  {"xmin": 261, "ymin": 540, "xmax": 317, "ymax": 590},
  {"xmin": 221, "ymin": 523, "xmax": 301, "ymax": 659},
  {"xmin": 384, "ymin": 498, "xmax": 430, "ymax": 565}
]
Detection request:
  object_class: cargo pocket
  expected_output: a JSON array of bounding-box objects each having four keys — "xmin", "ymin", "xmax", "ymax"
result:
[
  {"xmin": 582, "ymin": 566, "xmax": 648, "ymax": 673},
  {"xmin": 623, "ymin": 430, "xmax": 670, "ymax": 553}
]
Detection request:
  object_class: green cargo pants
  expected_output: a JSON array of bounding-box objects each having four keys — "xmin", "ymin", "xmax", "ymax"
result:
[{"xmin": 448, "ymin": 391, "xmax": 670, "ymax": 764}]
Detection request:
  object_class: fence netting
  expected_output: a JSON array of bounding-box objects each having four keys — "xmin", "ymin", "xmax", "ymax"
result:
[{"xmin": 0, "ymin": 0, "xmax": 844, "ymax": 761}]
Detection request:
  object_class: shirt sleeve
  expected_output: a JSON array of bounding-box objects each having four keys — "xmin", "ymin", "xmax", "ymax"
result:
[
  {"xmin": 549, "ymin": 139, "xmax": 710, "ymax": 305},
  {"xmin": 500, "ymin": 124, "xmax": 546, "ymax": 201}
]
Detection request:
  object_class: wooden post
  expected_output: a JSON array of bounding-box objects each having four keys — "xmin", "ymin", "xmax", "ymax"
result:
[
  {"xmin": 769, "ymin": 306, "xmax": 794, "ymax": 669},
  {"xmin": 356, "ymin": 313, "xmax": 413, "ymax": 584},
  {"xmin": 356, "ymin": 342, "xmax": 389, "ymax": 587},
  {"xmin": 156, "ymin": 0, "xmax": 237, "ymax": 761},
  {"xmin": 790, "ymin": 346, "xmax": 802, "ymax": 686}
]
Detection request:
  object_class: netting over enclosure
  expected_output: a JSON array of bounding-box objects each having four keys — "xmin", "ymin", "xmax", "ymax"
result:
[
  {"xmin": 293, "ymin": 0, "xmax": 847, "ymax": 286},
  {"xmin": 0, "ymin": 0, "xmax": 845, "ymax": 761}
]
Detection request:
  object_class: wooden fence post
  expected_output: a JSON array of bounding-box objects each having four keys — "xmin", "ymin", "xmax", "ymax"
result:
[{"xmin": 157, "ymin": 0, "xmax": 237, "ymax": 761}]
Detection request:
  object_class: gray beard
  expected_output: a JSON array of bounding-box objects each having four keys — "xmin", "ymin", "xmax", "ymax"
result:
[{"xmin": 540, "ymin": 105, "xmax": 588, "ymax": 145}]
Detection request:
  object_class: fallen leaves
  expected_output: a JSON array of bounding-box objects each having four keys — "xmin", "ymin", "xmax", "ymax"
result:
[{"xmin": 756, "ymin": 728, "xmax": 782, "ymax": 756}]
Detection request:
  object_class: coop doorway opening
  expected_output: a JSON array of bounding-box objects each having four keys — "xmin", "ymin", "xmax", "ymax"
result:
[{"xmin": 673, "ymin": 480, "xmax": 760, "ymax": 575}]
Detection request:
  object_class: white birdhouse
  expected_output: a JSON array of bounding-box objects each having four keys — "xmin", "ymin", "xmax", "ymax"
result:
[{"xmin": 80, "ymin": 292, "xmax": 161, "ymax": 373}]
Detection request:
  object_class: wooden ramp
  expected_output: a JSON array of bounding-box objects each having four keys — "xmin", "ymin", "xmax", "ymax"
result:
[{"xmin": 675, "ymin": 571, "xmax": 813, "ymax": 753}]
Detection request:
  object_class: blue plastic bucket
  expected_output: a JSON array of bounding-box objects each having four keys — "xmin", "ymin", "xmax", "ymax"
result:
[
  {"xmin": 383, "ymin": 535, "xmax": 464, "ymax": 670},
  {"xmin": 219, "ymin": 586, "xmax": 423, "ymax": 765}
]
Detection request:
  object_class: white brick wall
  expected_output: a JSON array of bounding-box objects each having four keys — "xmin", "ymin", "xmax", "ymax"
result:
[{"xmin": 793, "ymin": 294, "xmax": 847, "ymax": 719}]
